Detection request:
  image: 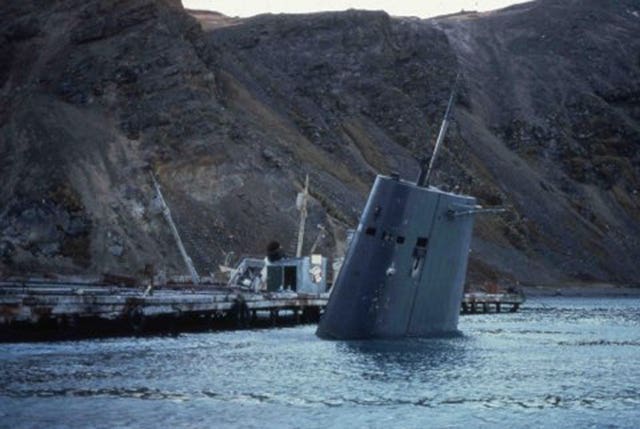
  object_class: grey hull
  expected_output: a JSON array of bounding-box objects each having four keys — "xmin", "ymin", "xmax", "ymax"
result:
[{"xmin": 316, "ymin": 175, "xmax": 476, "ymax": 340}]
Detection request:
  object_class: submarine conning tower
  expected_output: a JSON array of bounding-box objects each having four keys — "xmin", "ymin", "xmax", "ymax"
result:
[{"xmin": 316, "ymin": 174, "xmax": 477, "ymax": 340}]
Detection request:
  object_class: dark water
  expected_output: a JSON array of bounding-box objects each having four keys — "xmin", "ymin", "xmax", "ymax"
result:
[{"xmin": 1, "ymin": 297, "xmax": 639, "ymax": 428}]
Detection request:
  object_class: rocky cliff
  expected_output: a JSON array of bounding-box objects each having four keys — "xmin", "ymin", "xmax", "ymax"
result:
[{"xmin": 1, "ymin": 0, "xmax": 639, "ymax": 285}]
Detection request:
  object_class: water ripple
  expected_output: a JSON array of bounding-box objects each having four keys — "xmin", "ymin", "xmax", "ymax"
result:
[{"xmin": 1, "ymin": 297, "xmax": 640, "ymax": 428}]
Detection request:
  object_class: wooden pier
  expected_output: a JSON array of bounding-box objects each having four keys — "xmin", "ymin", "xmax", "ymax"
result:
[
  {"xmin": 0, "ymin": 280, "xmax": 327, "ymax": 341},
  {"xmin": 0, "ymin": 279, "xmax": 524, "ymax": 341},
  {"xmin": 461, "ymin": 292, "xmax": 525, "ymax": 314}
]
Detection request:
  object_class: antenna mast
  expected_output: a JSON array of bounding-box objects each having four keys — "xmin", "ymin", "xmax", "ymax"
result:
[
  {"xmin": 151, "ymin": 173, "xmax": 201, "ymax": 285},
  {"xmin": 417, "ymin": 73, "xmax": 460, "ymax": 187},
  {"xmin": 295, "ymin": 175, "xmax": 309, "ymax": 258}
]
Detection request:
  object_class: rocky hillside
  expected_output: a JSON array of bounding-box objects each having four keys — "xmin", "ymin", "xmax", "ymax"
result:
[{"xmin": 1, "ymin": 0, "xmax": 639, "ymax": 285}]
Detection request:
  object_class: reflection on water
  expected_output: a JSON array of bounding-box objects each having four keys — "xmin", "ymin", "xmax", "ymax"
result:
[
  {"xmin": 339, "ymin": 335, "xmax": 468, "ymax": 380},
  {"xmin": 1, "ymin": 297, "xmax": 640, "ymax": 428}
]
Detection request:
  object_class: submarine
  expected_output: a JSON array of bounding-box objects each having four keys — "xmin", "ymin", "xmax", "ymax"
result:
[{"xmin": 316, "ymin": 78, "xmax": 493, "ymax": 340}]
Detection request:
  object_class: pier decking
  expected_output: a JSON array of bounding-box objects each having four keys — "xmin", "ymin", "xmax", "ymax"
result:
[
  {"xmin": 461, "ymin": 292, "xmax": 525, "ymax": 314},
  {"xmin": 0, "ymin": 280, "xmax": 524, "ymax": 341}
]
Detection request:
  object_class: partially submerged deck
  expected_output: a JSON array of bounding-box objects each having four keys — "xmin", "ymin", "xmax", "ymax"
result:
[{"xmin": 0, "ymin": 280, "xmax": 524, "ymax": 341}]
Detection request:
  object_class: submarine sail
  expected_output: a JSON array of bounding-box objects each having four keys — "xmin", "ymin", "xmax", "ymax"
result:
[
  {"xmin": 315, "ymin": 175, "xmax": 476, "ymax": 339},
  {"xmin": 316, "ymin": 76, "xmax": 478, "ymax": 340}
]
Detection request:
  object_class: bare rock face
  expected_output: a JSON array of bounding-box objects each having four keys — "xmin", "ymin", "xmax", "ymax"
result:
[
  {"xmin": 0, "ymin": 0, "xmax": 213, "ymax": 275},
  {"xmin": 432, "ymin": 0, "xmax": 640, "ymax": 283},
  {"xmin": 0, "ymin": 0, "xmax": 639, "ymax": 285}
]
